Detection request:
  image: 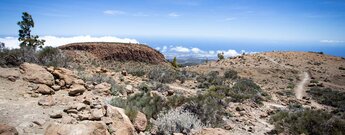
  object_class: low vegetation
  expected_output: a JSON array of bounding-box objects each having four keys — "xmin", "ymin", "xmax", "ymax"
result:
[
  {"xmin": 153, "ymin": 109, "xmax": 205, "ymax": 135},
  {"xmin": 148, "ymin": 66, "xmax": 178, "ymax": 83},
  {"xmin": 307, "ymin": 87, "xmax": 345, "ymax": 111},
  {"xmin": 270, "ymin": 109, "xmax": 345, "ymax": 135},
  {"xmin": 182, "ymin": 90, "xmax": 230, "ymax": 127}
]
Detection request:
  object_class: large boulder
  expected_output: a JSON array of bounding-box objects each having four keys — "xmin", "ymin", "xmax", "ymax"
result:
[
  {"xmin": 20, "ymin": 63, "xmax": 54, "ymax": 86},
  {"xmin": 52, "ymin": 67, "xmax": 79, "ymax": 86},
  {"xmin": 106, "ymin": 105, "xmax": 136, "ymax": 135},
  {"xmin": 36, "ymin": 84, "xmax": 55, "ymax": 95},
  {"xmin": 0, "ymin": 124, "xmax": 18, "ymax": 135},
  {"xmin": 45, "ymin": 121, "xmax": 110, "ymax": 135},
  {"xmin": 68, "ymin": 84, "xmax": 86, "ymax": 96}
]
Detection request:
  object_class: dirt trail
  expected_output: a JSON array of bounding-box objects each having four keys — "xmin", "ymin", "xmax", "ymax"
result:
[{"xmin": 295, "ymin": 72, "xmax": 310, "ymax": 99}]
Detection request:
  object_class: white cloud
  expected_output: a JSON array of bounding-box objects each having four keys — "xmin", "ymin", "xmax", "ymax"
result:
[
  {"xmin": 0, "ymin": 35, "xmax": 139, "ymax": 49},
  {"xmin": 103, "ymin": 10, "xmax": 126, "ymax": 15},
  {"xmin": 170, "ymin": 46, "xmax": 190, "ymax": 53},
  {"xmin": 161, "ymin": 46, "xmax": 168, "ymax": 52},
  {"xmin": 217, "ymin": 50, "xmax": 241, "ymax": 57},
  {"xmin": 158, "ymin": 45, "xmax": 256, "ymax": 59},
  {"xmin": 320, "ymin": 40, "xmax": 345, "ymax": 43},
  {"xmin": 191, "ymin": 47, "xmax": 203, "ymax": 53},
  {"xmin": 168, "ymin": 12, "xmax": 180, "ymax": 17}
]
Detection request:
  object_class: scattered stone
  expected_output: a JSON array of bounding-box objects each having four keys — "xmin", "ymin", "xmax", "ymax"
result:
[
  {"xmin": 235, "ymin": 106, "xmax": 245, "ymax": 111},
  {"xmin": 38, "ymin": 96, "xmax": 55, "ymax": 106},
  {"xmin": 308, "ymin": 83, "xmax": 317, "ymax": 87},
  {"xmin": 167, "ymin": 90, "xmax": 174, "ymax": 96},
  {"xmin": 223, "ymin": 123, "xmax": 234, "ymax": 130},
  {"xmin": 33, "ymin": 119, "xmax": 46, "ymax": 126},
  {"xmin": 260, "ymin": 113, "xmax": 268, "ymax": 118},
  {"xmin": 46, "ymin": 66, "xmax": 54, "ymax": 73},
  {"xmin": 121, "ymin": 70, "xmax": 128, "ymax": 76},
  {"xmin": 78, "ymin": 111, "xmax": 90, "ymax": 121},
  {"xmin": 125, "ymin": 85, "xmax": 134, "ymax": 94},
  {"xmin": 66, "ymin": 109, "xmax": 78, "ymax": 114},
  {"xmin": 36, "ymin": 84, "xmax": 55, "ymax": 95},
  {"xmin": 0, "ymin": 124, "xmax": 18, "ymax": 135},
  {"xmin": 7, "ymin": 76, "xmax": 18, "ymax": 82},
  {"xmin": 68, "ymin": 84, "xmax": 86, "ymax": 96},
  {"xmin": 317, "ymin": 82, "xmax": 324, "ymax": 87},
  {"xmin": 94, "ymin": 82, "xmax": 111, "ymax": 95},
  {"xmin": 51, "ymin": 85, "xmax": 61, "ymax": 91},
  {"xmin": 95, "ymin": 68, "xmax": 108, "ymax": 73},
  {"xmin": 73, "ymin": 79, "xmax": 84, "ymax": 85},
  {"xmin": 69, "ymin": 113, "xmax": 78, "ymax": 119},
  {"xmin": 90, "ymin": 109, "xmax": 104, "ymax": 120},
  {"xmin": 45, "ymin": 121, "xmax": 110, "ymax": 135},
  {"xmin": 76, "ymin": 103, "xmax": 87, "ymax": 111},
  {"xmin": 28, "ymin": 84, "xmax": 39, "ymax": 91},
  {"xmin": 58, "ymin": 80, "xmax": 66, "ymax": 87},
  {"xmin": 50, "ymin": 110, "xmax": 63, "ymax": 119},
  {"xmin": 61, "ymin": 116, "xmax": 76, "ymax": 124},
  {"xmin": 134, "ymin": 111, "xmax": 147, "ymax": 132},
  {"xmin": 20, "ymin": 63, "xmax": 54, "ymax": 86}
]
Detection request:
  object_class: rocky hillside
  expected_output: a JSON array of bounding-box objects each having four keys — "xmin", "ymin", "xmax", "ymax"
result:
[
  {"xmin": 1, "ymin": 51, "xmax": 344, "ymax": 135},
  {"xmin": 59, "ymin": 42, "xmax": 166, "ymax": 64}
]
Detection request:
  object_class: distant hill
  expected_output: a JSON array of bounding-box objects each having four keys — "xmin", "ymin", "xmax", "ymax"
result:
[{"xmin": 59, "ymin": 42, "xmax": 166, "ymax": 64}]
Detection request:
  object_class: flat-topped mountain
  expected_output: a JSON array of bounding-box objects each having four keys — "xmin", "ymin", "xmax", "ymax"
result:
[{"xmin": 59, "ymin": 42, "xmax": 166, "ymax": 64}]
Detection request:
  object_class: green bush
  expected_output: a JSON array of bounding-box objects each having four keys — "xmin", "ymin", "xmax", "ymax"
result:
[
  {"xmin": 196, "ymin": 71, "xmax": 225, "ymax": 88},
  {"xmin": 37, "ymin": 46, "xmax": 70, "ymax": 67},
  {"xmin": 148, "ymin": 66, "xmax": 177, "ymax": 83},
  {"xmin": 127, "ymin": 67, "xmax": 146, "ymax": 77},
  {"xmin": 270, "ymin": 109, "xmax": 345, "ymax": 135},
  {"xmin": 0, "ymin": 48, "xmax": 23, "ymax": 67},
  {"xmin": 153, "ymin": 109, "xmax": 204, "ymax": 135},
  {"xmin": 307, "ymin": 87, "xmax": 345, "ymax": 111},
  {"xmin": 110, "ymin": 91, "xmax": 168, "ymax": 119},
  {"xmin": 230, "ymin": 78, "xmax": 265, "ymax": 103},
  {"xmin": 182, "ymin": 90, "xmax": 229, "ymax": 127},
  {"xmin": 224, "ymin": 69, "xmax": 238, "ymax": 80},
  {"xmin": 217, "ymin": 52, "xmax": 224, "ymax": 61}
]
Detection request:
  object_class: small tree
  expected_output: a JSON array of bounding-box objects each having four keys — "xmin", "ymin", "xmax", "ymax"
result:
[
  {"xmin": 17, "ymin": 12, "xmax": 45, "ymax": 50},
  {"xmin": 217, "ymin": 52, "xmax": 224, "ymax": 61},
  {"xmin": 0, "ymin": 42, "xmax": 4, "ymax": 52},
  {"xmin": 172, "ymin": 56, "xmax": 178, "ymax": 68}
]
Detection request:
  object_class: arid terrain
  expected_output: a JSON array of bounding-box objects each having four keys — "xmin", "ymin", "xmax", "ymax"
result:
[{"xmin": 1, "ymin": 43, "xmax": 345, "ymax": 135}]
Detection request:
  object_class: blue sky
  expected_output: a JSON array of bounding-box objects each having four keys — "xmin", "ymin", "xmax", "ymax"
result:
[{"xmin": 0, "ymin": 0, "xmax": 345, "ymax": 57}]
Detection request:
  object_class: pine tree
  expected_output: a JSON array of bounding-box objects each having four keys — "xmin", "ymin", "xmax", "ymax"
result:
[
  {"xmin": 17, "ymin": 12, "xmax": 45, "ymax": 50},
  {"xmin": 172, "ymin": 56, "xmax": 178, "ymax": 68}
]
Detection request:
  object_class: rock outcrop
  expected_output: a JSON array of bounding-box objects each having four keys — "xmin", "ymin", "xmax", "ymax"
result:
[
  {"xmin": 20, "ymin": 63, "xmax": 54, "ymax": 86},
  {"xmin": 59, "ymin": 42, "xmax": 166, "ymax": 64},
  {"xmin": 45, "ymin": 121, "xmax": 109, "ymax": 135}
]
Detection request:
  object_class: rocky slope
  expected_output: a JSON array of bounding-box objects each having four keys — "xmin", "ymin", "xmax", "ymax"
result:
[
  {"xmin": 0, "ymin": 51, "xmax": 344, "ymax": 135},
  {"xmin": 59, "ymin": 42, "xmax": 166, "ymax": 64}
]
